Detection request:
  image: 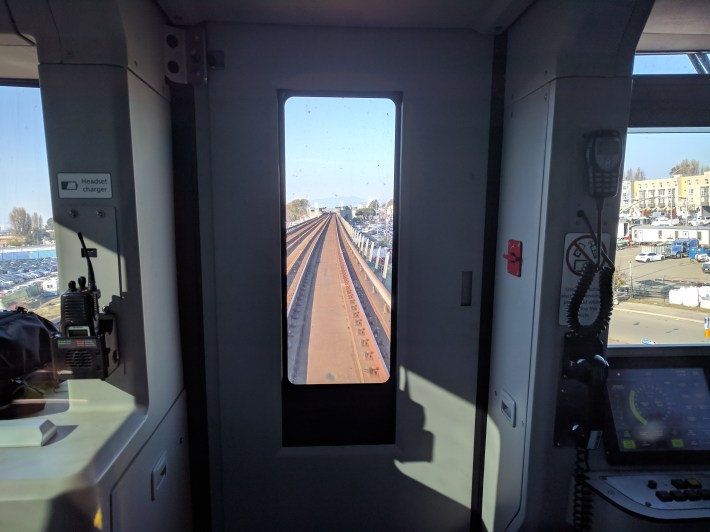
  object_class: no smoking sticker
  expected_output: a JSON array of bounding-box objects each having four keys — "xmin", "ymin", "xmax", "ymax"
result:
[{"xmin": 558, "ymin": 233, "xmax": 610, "ymax": 326}]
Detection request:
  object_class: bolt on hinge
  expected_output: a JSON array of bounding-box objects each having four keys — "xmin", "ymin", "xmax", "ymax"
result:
[{"xmin": 164, "ymin": 25, "xmax": 207, "ymax": 85}]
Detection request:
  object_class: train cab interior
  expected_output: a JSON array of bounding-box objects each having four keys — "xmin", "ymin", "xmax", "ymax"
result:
[{"xmin": 1, "ymin": 0, "xmax": 710, "ymax": 530}]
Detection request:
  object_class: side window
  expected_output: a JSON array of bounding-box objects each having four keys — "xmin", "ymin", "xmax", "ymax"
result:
[
  {"xmin": 282, "ymin": 95, "xmax": 397, "ymax": 384},
  {"xmin": 609, "ymin": 128, "xmax": 710, "ymax": 346},
  {"xmin": 0, "ymin": 85, "xmax": 58, "ymax": 320},
  {"xmin": 633, "ymin": 53, "xmax": 708, "ymax": 75}
]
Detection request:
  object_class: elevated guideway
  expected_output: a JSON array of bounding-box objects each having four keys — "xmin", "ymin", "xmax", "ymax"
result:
[{"xmin": 285, "ymin": 213, "xmax": 392, "ymax": 384}]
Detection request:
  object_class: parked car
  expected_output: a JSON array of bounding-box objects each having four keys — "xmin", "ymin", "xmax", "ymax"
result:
[
  {"xmin": 696, "ymin": 253, "xmax": 709, "ymax": 262},
  {"xmin": 703, "ymin": 262, "xmax": 710, "ymax": 274},
  {"xmin": 649, "ymin": 217, "xmax": 680, "ymax": 226},
  {"xmin": 634, "ymin": 252, "xmax": 664, "ymax": 262},
  {"xmin": 690, "ymin": 216, "xmax": 710, "ymax": 226}
]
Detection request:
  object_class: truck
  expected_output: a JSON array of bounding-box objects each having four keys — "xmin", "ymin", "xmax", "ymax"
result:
[
  {"xmin": 638, "ymin": 244, "xmax": 672, "ymax": 258},
  {"xmin": 668, "ymin": 238, "xmax": 699, "ymax": 258}
]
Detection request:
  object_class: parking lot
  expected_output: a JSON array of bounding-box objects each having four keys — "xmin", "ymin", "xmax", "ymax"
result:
[
  {"xmin": 0, "ymin": 257, "xmax": 57, "ymax": 290},
  {"xmin": 614, "ymin": 246, "xmax": 709, "ymax": 284},
  {"xmin": 0, "ymin": 256, "xmax": 59, "ymax": 315}
]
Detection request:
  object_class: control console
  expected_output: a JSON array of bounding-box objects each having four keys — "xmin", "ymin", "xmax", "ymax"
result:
[
  {"xmin": 587, "ymin": 472, "xmax": 710, "ymax": 520},
  {"xmin": 586, "ymin": 352, "xmax": 710, "ymax": 523}
]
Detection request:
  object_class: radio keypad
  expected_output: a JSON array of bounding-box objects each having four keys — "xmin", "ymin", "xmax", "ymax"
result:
[{"xmin": 654, "ymin": 479, "xmax": 709, "ymax": 503}]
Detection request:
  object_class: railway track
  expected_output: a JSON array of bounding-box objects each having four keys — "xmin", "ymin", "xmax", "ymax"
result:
[
  {"xmin": 286, "ymin": 215, "xmax": 325, "ymax": 255},
  {"xmin": 285, "ymin": 215, "xmax": 330, "ymax": 312},
  {"xmin": 334, "ymin": 216, "xmax": 392, "ymax": 342},
  {"xmin": 286, "ymin": 213, "xmax": 390, "ymax": 384}
]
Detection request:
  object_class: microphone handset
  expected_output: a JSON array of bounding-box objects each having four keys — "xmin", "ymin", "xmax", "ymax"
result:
[{"xmin": 563, "ymin": 130, "xmax": 622, "ymax": 448}]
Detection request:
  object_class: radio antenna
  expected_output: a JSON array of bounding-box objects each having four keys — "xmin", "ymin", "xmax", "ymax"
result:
[{"xmin": 77, "ymin": 232, "xmax": 97, "ymax": 292}]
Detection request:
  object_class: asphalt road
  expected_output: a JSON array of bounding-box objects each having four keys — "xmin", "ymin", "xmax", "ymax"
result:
[{"xmin": 608, "ymin": 300, "xmax": 710, "ymax": 345}]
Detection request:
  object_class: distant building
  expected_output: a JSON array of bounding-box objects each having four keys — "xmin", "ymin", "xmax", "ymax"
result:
[
  {"xmin": 630, "ymin": 171, "xmax": 710, "ymax": 216},
  {"xmin": 620, "ymin": 180, "xmax": 632, "ymax": 211},
  {"xmin": 634, "ymin": 175, "xmax": 680, "ymax": 213}
]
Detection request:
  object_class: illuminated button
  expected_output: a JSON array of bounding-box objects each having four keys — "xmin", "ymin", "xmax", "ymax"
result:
[
  {"xmin": 647, "ymin": 480, "xmax": 658, "ymax": 489},
  {"xmin": 671, "ymin": 490, "xmax": 688, "ymax": 502},
  {"xmin": 686, "ymin": 479, "xmax": 703, "ymax": 489},
  {"xmin": 655, "ymin": 491, "xmax": 673, "ymax": 502},
  {"xmin": 671, "ymin": 479, "xmax": 689, "ymax": 489}
]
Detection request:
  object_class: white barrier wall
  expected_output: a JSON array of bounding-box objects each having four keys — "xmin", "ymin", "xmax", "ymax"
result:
[{"xmin": 668, "ymin": 285, "xmax": 710, "ymax": 308}]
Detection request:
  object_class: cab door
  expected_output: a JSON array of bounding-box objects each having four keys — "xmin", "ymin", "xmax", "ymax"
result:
[{"xmin": 200, "ymin": 24, "xmax": 493, "ymax": 530}]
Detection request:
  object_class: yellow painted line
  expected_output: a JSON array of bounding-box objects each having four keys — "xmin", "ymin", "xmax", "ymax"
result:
[{"xmin": 614, "ymin": 307, "xmax": 703, "ymax": 323}]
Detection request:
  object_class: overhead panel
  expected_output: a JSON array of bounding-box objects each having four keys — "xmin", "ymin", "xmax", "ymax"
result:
[
  {"xmin": 637, "ymin": 0, "xmax": 710, "ymax": 52},
  {"xmin": 155, "ymin": 0, "xmax": 535, "ymax": 34},
  {"xmin": 0, "ymin": 2, "xmax": 37, "ymax": 79}
]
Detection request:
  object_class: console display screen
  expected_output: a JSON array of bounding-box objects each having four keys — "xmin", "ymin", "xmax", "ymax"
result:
[{"xmin": 606, "ymin": 367, "xmax": 710, "ymax": 454}]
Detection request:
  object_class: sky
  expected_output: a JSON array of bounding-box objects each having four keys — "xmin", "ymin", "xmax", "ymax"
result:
[
  {"xmin": 632, "ymin": 53, "xmax": 698, "ymax": 75},
  {"xmin": 284, "ymin": 96, "xmax": 396, "ymax": 207},
  {"xmin": 0, "ymin": 86, "xmax": 52, "ymax": 228},
  {"xmin": 624, "ymin": 129, "xmax": 710, "ymax": 180}
]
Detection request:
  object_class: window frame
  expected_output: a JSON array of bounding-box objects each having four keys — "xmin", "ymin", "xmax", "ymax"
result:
[
  {"xmin": 609, "ymin": 73, "xmax": 710, "ymax": 354},
  {"xmin": 278, "ymin": 89, "xmax": 402, "ymax": 446},
  {"xmin": 0, "ymin": 80, "xmax": 59, "ymax": 322}
]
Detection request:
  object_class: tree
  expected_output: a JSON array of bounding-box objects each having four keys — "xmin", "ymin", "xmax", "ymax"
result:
[
  {"xmin": 368, "ymin": 199, "xmax": 380, "ymax": 212},
  {"xmin": 45, "ymin": 218, "xmax": 54, "ymax": 230},
  {"xmin": 340, "ymin": 206, "xmax": 353, "ymax": 221},
  {"xmin": 31, "ymin": 212, "xmax": 43, "ymax": 231},
  {"xmin": 613, "ymin": 270, "xmax": 628, "ymax": 291},
  {"xmin": 355, "ymin": 207, "xmax": 375, "ymax": 220},
  {"xmin": 623, "ymin": 167, "xmax": 645, "ymax": 182},
  {"xmin": 8, "ymin": 207, "xmax": 31, "ymax": 239},
  {"xmin": 285, "ymin": 198, "xmax": 310, "ymax": 223},
  {"xmin": 669, "ymin": 159, "xmax": 700, "ymax": 176},
  {"xmin": 8, "ymin": 207, "xmax": 48, "ymax": 244}
]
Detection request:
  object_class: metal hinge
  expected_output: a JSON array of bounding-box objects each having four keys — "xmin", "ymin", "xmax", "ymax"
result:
[{"xmin": 164, "ymin": 25, "xmax": 207, "ymax": 85}]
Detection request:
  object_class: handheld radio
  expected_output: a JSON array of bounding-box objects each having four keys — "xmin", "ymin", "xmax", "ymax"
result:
[
  {"xmin": 59, "ymin": 233, "xmax": 100, "ymax": 337},
  {"xmin": 52, "ymin": 232, "xmax": 118, "ymax": 379}
]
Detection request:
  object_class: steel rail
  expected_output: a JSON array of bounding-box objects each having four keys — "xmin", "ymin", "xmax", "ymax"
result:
[
  {"xmin": 335, "ymin": 213, "xmax": 391, "ymax": 310},
  {"xmin": 286, "ymin": 217, "xmax": 329, "ymax": 316},
  {"xmin": 285, "ymin": 214, "xmax": 322, "ymax": 238},
  {"xmin": 286, "ymin": 215, "xmax": 329, "ymax": 286},
  {"xmin": 334, "ymin": 226, "xmax": 389, "ymax": 381},
  {"xmin": 286, "ymin": 215, "xmax": 328, "ymax": 256},
  {"xmin": 335, "ymin": 216, "xmax": 392, "ymax": 340}
]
